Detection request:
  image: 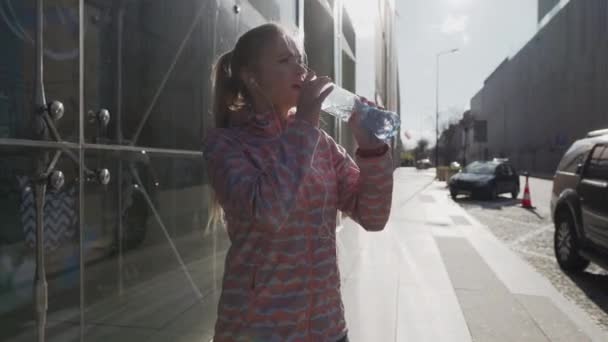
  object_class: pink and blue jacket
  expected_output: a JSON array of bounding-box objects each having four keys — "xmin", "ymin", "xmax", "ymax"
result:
[{"xmin": 203, "ymin": 110, "xmax": 394, "ymax": 341}]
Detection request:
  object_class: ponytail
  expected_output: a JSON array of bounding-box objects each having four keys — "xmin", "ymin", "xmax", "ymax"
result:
[
  {"xmin": 206, "ymin": 23, "xmax": 294, "ymax": 230},
  {"xmin": 212, "ymin": 50, "xmax": 240, "ymax": 129},
  {"xmin": 211, "ymin": 23, "xmax": 291, "ymax": 129}
]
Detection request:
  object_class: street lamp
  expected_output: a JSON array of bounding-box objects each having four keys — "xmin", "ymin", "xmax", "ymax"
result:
[{"xmin": 435, "ymin": 48, "xmax": 459, "ymax": 168}]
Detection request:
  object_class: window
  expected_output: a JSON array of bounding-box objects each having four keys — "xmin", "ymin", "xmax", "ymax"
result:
[
  {"xmin": 584, "ymin": 145, "xmax": 608, "ymax": 180},
  {"xmin": 497, "ymin": 165, "xmax": 510, "ymax": 176},
  {"xmin": 560, "ymin": 151, "xmax": 589, "ymax": 173}
]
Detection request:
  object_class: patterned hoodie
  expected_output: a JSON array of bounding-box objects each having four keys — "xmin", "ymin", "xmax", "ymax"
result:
[{"xmin": 203, "ymin": 109, "xmax": 394, "ymax": 342}]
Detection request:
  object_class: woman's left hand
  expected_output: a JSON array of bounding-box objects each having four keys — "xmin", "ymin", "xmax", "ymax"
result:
[{"xmin": 348, "ymin": 97, "xmax": 386, "ymax": 149}]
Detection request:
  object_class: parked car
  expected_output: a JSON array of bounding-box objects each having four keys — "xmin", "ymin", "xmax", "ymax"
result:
[
  {"xmin": 448, "ymin": 159, "xmax": 520, "ymax": 200},
  {"xmin": 416, "ymin": 158, "xmax": 432, "ymax": 169},
  {"xmin": 551, "ymin": 128, "xmax": 608, "ymax": 272}
]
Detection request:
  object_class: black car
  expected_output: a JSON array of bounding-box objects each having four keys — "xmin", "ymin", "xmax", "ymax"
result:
[
  {"xmin": 551, "ymin": 129, "xmax": 608, "ymax": 272},
  {"xmin": 448, "ymin": 160, "xmax": 520, "ymax": 200}
]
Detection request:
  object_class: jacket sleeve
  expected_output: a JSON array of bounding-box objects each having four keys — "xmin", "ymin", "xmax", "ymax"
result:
[
  {"xmin": 331, "ymin": 137, "xmax": 394, "ymax": 231},
  {"xmin": 203, "ymin": 120, "xmax": 320, "ymax": 232}
]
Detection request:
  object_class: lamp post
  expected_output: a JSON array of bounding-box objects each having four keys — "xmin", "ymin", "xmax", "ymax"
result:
[{"xmin": 435, "ymin": 48, "xmax": 459, "ymax": 168}]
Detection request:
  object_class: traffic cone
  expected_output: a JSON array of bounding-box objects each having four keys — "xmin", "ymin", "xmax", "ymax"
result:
[{"xmin": 521, "ymin": 174, "xmax": 533, "ymax": 209}]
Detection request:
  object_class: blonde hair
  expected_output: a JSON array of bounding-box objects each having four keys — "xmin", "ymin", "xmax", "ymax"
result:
[
  {"xmin": 212, "ymin": 23, "xmax": 302, "ymax": 128},
  {"xmin": 206, "ymin": 23, "xmax": 305, "ymax": 230}
]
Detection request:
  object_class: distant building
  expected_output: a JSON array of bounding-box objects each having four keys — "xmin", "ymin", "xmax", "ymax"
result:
[{"xmin": 466, "ymin": 0, "xmax": 608, "ymax": 176}]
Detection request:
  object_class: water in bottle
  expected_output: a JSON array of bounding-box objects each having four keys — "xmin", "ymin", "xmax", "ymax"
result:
[{"xmin": 321, "ymin": 85, "xmax": 401, "ymax": 140}]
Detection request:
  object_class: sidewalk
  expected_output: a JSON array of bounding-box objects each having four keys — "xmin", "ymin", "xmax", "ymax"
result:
[{"xmin": 338, "ymin": 168, "xmax": 608, "ymax": 341}]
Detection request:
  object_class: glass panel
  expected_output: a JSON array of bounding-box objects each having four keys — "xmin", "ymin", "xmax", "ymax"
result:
[
  {"xmin": 597, "ymin": 146, "xmax": 608, "ymax": 181},
  {"xmin": 84, "ymin": 0, "xmax": 214, "ymax": 150},
  {"xmin": 81, "ymin": 148, "xmax": 228, "ymax": 340},
  {"xmin": 43, "ymin": 0, "xmax": 80, "ymax": 142},
  {"xmin": 278, "ymin": 0, "xmax": 298, "ymax": 28},
  {"xmin": 0, "ymin": 0, "xmax": 36, "ymax": 140},
  {"xmin": 0, "ymin": 145, "xmax": 81, "ymax": 341},
  {"xmin": 246, "ymin": 0, "xmax": 297, "ymax": 29},
  {"xmin": 0, "ymin": 0, "xmax": 79, "ymax": 141},
  {"xmin": 216, "ymin": 1, "xmax": 238, "ymax": 53},
  {"xmin": 586, "ymin": 146, "xmax": 606, "ymax": 179}
]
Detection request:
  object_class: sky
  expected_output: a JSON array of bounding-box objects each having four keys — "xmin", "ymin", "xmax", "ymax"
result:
[{"xmin": 345, "ymin": 0, "xmax": 539, "ymax": 149}]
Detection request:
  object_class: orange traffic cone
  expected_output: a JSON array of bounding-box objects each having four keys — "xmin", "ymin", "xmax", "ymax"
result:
[{"xmin": 521, "ymin": 173, "xmax": 533, "ymax": 209}]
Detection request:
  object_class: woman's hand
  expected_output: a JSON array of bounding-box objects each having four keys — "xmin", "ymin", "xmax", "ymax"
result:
[
  {"xmin": 348, "ymin": 97, "xmax": 387, "ymax": 150},
  {"xmin": 295, "ymin": 71, "xmax": 334, "ymax": 127}
]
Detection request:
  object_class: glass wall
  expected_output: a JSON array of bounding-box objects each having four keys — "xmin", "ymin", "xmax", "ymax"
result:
[{"xmin": 0, "ymin": 1, "xmax": 298, "ymax": 341}]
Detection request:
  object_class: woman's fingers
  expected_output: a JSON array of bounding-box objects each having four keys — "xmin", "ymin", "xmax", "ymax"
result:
[
  {"xmin": 317, "ymin": 84, "xmax": 335, "ymax": 105},
  {"xmin": 310, "ymin": 76, "xmax": 332, "ymax": 102},
  {"xmin": 304, "ymin": 70, "xmax": 316, "ymax": 82}
]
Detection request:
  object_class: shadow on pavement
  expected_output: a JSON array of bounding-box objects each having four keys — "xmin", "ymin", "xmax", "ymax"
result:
[
  {"xmin": 523, "ymin": 207, "xmax": 546, "ymax": 220},
  {"xmin": 567, "ymin": 270, "xmax": 608, "ymax": 317},
  {"xmin": 452, "ymin": 196, "xmax": 521, "ymax": 210}
]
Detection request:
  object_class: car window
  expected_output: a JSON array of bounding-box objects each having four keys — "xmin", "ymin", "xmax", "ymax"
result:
[
  {"xmin": 584, "ymin": 145, "xmax": 608, "ymax": 181},
  {"xmin": 464, "ymin": 162, "xmax": 497, "ymax": 175},
  {"xmin": 557, "ymin": 141, "xmax": 592, "ymax": 174}
]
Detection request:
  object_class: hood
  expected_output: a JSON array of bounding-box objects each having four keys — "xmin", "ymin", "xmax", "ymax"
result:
[
  {"xmin": 230, "ymin": 109, "xmax": 296, "ymax": 138},
  {"xmin": 451, "ymin": 172, "xmax": 494, "ymax": 183}
]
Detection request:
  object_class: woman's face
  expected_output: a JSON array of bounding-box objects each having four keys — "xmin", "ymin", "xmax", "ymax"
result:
[{"xmin": 245, "ymin": 33, "xmax": 307, "ymax": 114}]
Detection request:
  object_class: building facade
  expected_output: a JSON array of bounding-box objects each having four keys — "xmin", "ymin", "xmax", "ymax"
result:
[
  {"xmin": 0, "ymin": 0, "xmax": 399, "ymax": 340},
  {"xmin": 538, "ymin": 0, "xmax": 560, "ymax": 23},
  {"xmin": 467, "ymin": 0, "xmax": 608, "ymax": 176}
]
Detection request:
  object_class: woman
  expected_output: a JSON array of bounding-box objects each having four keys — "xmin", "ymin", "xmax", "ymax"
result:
[{"xmin": 204, "ymin": 23, "xmax": 394, "ymax": 342}]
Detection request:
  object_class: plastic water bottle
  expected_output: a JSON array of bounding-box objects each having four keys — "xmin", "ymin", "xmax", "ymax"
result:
[{"xmin": 321, "ymin": 85, "xmax": 401, "ymax": 140}]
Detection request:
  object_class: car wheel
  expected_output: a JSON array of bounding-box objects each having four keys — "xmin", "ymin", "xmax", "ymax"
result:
[
  {"xmin": 450, "ymin": 189, "xmax": 457, "ymax": 199},
  {"xmin": 511, "ymin": 187, "xmax": 519, "ymax": 199},
  {"xmin": 486, "ymin": 185, "xmax": 497, "ymax": 200},
  {"xmin": 554, "ymin": 210, "xmax": 589, "ymax": 272}
]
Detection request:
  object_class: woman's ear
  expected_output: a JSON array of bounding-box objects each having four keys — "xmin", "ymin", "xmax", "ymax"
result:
[{"xmin": 240, "ymin": 70, "xmax": 257, "ymax": 88}]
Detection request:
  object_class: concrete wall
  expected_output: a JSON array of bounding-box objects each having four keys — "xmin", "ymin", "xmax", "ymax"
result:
[{"xmin": 469, "ymin": 0, "xmax": 608, "ymax": 176}]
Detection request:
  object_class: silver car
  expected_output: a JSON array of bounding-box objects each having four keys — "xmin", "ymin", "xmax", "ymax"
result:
[{"xmin": 551, "ymin": 129, "xmax": 608, "ymax": 272}]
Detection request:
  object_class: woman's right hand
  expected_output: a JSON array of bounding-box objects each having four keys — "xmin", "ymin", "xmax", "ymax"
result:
[{"xmin": 295, "ymin": 71, "xmax": 334, "ymax": 127}]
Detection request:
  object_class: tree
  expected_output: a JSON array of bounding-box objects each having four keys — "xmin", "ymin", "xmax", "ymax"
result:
[{"xmin": 414, "ymin": 138, "xmax": 430, "ymax": 161}]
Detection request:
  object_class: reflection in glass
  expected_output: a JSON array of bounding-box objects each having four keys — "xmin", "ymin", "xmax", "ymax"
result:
[
  {"xmin": 0, "ymin": 0, "xmax": 79, "ymax": 141},
  {"xmin": 84, "ymin": 0, "xmax": 213, "ymax": 150},
  {"xmin": 0, "ymin": 0, "xmax": 36, "ymax": 139},
  {"xmin": 80, "ymin": 149, "xmax": 227, "ymax": 337},
  {"xmin": 0, "ymin": 146, "xmax": 80, "ymax": 341}
]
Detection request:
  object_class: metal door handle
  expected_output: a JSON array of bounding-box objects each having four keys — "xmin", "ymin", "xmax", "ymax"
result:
[
  {"xmin": 98, "ymin": 168, "xmax": 111, "ymax": 185},
  {"xmin": 47, "ymin": 101, "xmax": 64, "ymax": 121},
  {"xmin": 88, "ymin": 168, "xmax": 111, "ymax": 185},
  {"xmin": 581, "ymin": 179, "xmax": 608, "ymax": 188},
  {"xmin": 48, "ymin": 170, "xmax": 65, "ymax": 190},
  {"xmin": 88, "ymin": 109, "xmax": 111, "ymax": 127},
  {"xmin": 33, "ymin": 100, "xmax": 64, "ymax": 138}
]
